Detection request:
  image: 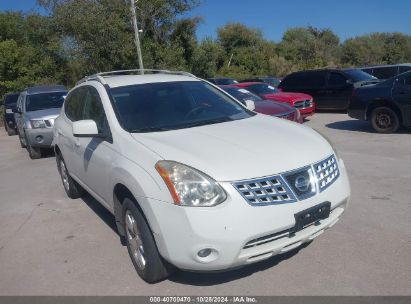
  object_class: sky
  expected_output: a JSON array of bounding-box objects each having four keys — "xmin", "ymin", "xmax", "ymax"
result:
[{"xmin": 1, "ymin": 0, "xmax": 411, "ymax": 42}]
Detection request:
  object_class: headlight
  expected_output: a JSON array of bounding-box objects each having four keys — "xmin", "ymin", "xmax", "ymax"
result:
[
  {"xmin": 30, "ymin": 120, "xmax": 46, "ymax": 129},
  {"xmin": 155, "ymin": 160, "xmax": 227, "ymax": 207},
  {"xmin": 5, "ymin": 109, "xmax": 13, "ymax": 114}
]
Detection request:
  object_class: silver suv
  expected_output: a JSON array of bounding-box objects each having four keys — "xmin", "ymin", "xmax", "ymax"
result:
[{"xmin": 15, "ymin": 85, "xmax": 67, "ymax": 159}]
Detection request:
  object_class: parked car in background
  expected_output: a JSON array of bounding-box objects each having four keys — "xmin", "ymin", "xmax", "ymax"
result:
[
  {"xmin": 240, "ymin": 76, "xmax": 281, "ymax": 87},
  {"xmin": 2, "ymin": 93, "xmax": 20, "ymax": 136},
  {"xmin": 279, "ymin": 69, "xmax": 379, "ymax": 110},
  {"xmin": 207, "ymin": 77, "xmax": 239, "ymax": 85},
  {"xmin": 361, "ymin": 63, "xmax": 411, "ymax": 80},
  {"xmin": 54, "ymin": 69, "xmax": 350, "ymax": 283},
  {"xmin": 233, "ymin": 82, "xmax": 315, "ymax": 118},
  {"xmin": 220, "ymin": 85, "xmax": 302, "ymax": 123},
  {"xmin": 15, "ymin": 85, "xmax": 67, "ymax": 159},
  {"xmin": 348, "ymin": 70, "xmax": 411, "ymax": 133}
]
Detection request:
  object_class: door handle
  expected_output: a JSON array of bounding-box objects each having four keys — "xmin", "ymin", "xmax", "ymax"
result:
[{"xmin": 74, "ymin": 142, "xmax": 81, "ymax": 148}]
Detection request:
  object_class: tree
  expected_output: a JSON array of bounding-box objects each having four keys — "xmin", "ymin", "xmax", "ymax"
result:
[
  {"xmin": 191, "ymin": 38, "xmax": 224, "ymax": 78},
  {"xmin": 217, "ymin": 23, "xmax": 264, "ymax": 54}
]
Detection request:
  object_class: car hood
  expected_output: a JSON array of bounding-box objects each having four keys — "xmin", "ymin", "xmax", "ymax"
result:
[
  {"xmin": 262, "ymin": 92, "xmax": 312, "ymax": 104},
  {"xmin": 254, "ymin": 100, "xmax": 294, "ymax": 116},
  {"xmin": 131, "ymin": 114, "xmax": 333, "ymax": 181},
  {"xmin": 24, "ymin": 108, "xmax": 61, "ymax": 120}
]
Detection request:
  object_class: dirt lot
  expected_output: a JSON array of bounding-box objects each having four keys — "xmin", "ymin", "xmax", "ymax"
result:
[{"xmin": 0, "ymin": 113, "xmax": 410, "ymax": 295}]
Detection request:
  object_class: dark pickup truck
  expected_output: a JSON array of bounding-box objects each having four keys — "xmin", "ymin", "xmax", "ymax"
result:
[
  {"xmin": 348, "ymin": 70, "xmax": 411, "ymax": 133},
  {"xmin": 2, "ymin": 93, "xmax": 20, "ymax": 136}
]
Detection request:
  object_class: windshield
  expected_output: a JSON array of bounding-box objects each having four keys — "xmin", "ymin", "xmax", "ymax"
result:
[
  {"xmin": 110, "ymin": 81, "xmax": 254, "ymax": 132},
  {"xmin": 216, "ymin": 78, "xmax": 238, "ymax": 85},
  {"xmin": 25, "ymin": 92, "xmax": 67, "ymax": 112},
  {"xmin": 223, "ymin": 87, "xmax": 262, "ymax": 102},
  {"xmin": 246, "ymin": 83, "xmax": 279, "ymax": 95},
  {"xmin": 4, "ymin": 94, "xmax": 19, "ymax": 106},
  {"xmin": 262, "ymin": 78, "xmax": 280, "ymax": 86},
  {"xmin": 344, "ymin": 69, "xmax": 377, "ymax": 82}
]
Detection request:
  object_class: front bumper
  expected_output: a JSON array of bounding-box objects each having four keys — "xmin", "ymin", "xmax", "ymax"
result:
[
  {"xmin": 150, "ymin": 159, "xmax": 350, "ymax": 271},
  {"xmin": 25, "ymin": 128, "xmax": 54, "ymax": 147}
]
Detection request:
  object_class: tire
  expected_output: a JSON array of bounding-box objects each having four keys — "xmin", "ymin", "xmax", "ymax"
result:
[
  {"xmin": 370, "ymin": 107, "xmax": 400, "ymax": 133},
  {"xmin": 5, "ymin": 122, "xmax": 16, "ymax": 136},
  {"xmin": 56, "ymin": 153, "xmax": 85, "ymax": 199},
  {"xmin": 123, "ymin": 198, "xmax": 174, "ymax": 283},
  {"xmin": 18, "ymin": 131, "xmax": 26, "ymax": 148},
  {"xmin": 7, "ymin": 127, "xmax": 16, "ymax": 136},
  {"xmin": 24, "ymin": 133, "xmax": 42, "ymax": 159}
]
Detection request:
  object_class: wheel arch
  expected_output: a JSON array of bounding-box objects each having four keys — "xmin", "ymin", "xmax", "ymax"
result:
[{"xmin": 366, "ymin": 100, "xmax": 402, "ymax": 123}]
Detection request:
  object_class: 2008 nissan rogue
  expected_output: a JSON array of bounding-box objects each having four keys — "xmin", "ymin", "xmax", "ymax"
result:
[{"xmin": 53, "ymin": 70, "xmax": 351, "ymax": 283}]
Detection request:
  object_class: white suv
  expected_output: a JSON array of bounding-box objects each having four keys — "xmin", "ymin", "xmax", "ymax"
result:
[{"xmin": 53, "ymin": 70, "xmax": 350, "ymax": 283}]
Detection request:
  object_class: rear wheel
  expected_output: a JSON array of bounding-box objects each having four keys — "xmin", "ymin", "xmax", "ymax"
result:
[
  {"xmin": 370, "ymin": 107, "xmax": 400, "ymax": 133},
  {"xmin": 57, "ymin": 154, "xmax": 84, "ymax": 199},
  {"xmin": 123, "ymin": 198, "xmax": 173, "ymax": 283}
]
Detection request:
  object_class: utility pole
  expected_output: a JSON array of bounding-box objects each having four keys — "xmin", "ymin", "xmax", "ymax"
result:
[{"xmin": 130, "ymin": 0, "xmax": 144, "ymax": 74}]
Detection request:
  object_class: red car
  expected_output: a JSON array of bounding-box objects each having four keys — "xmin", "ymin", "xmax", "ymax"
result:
[
  {"xmin": 233, "ymin": 82, "xmax": 315, "ymax": 118},
  {"xmin": 219, "ymin": 85, "xmax": 302, "ymax": 123}
]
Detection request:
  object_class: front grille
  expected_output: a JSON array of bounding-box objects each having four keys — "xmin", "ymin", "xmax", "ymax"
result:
[
  {"xmin": 294, "ymin": 99, "xmax": 312, "ymax": 109},
  {"xmin": 232, "ymin": 154, "xmax": 340, "ymax": 206},
  {"xmin": 314, "ymin": 155, "xmax": 339, "ymax": 192},
  {"xmin": 233, "ymin": 176, "xmax": 297, "ymax": 206}
]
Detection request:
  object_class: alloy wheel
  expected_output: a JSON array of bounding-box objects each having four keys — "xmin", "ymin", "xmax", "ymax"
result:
[
  {"xmin": 125, "ymin": 210, "xmax": 146, "ymax": 270},
  {"xmin": 60, "ymin": 160, "xmax": 70, "ymax": 191}
]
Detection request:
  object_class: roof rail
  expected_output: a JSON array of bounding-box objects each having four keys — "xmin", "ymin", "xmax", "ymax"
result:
[{"xmin": 76, "ymin": 69, "xmax": 197, "ymax": 86}]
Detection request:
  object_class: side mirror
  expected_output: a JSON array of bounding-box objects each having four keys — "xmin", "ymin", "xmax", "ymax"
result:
[
  {"xmin": 244, "ymin": 99, "xmax": 255, "ymax": 111},
  {"xmin": 72, "ymin": 120, "xmax": 102, "ymax": 137}
]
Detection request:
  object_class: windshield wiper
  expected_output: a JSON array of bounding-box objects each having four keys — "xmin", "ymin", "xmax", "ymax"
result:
[
  {"xmin": 131, "ymin": 126, "xmax": 172, "ymax": 133},
  {"xmin": 180, "ymin": 117, "xmax": 233, "ymax": 129}
]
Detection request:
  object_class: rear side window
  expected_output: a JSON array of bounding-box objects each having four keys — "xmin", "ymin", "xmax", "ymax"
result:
[
  {"xmin": 328, "ymin": 73, "xmax": 347, "ymax": 86},
  {"xmin": 399, "ymin": 66, "xmax": 411, "ymax": 74},
  {"xmin": 282, "ymin": 72, "xmax": 326, "ymax": 88},
  {"xmin": 65, "ymin": 87, "xmax": 85, "ymax": 121},
  {"xmin": 281, "ymin": 73, "xmax": 304, "ymax": 87},
  {"xmin": 403, "ymin": 75, "xmax": 411, "ymax": 86},
  {"xmin": 372, "ymin": 67, "xmax": 397, "ymax": 79},
  {"xmin": 4, "ymin": 94, "xmax": 19, "ymax": 106}
]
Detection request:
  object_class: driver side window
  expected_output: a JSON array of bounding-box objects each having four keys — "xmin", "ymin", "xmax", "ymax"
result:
[{"xmin": 82, "ymin": 86, "xmax": 109, "ymax": 133}]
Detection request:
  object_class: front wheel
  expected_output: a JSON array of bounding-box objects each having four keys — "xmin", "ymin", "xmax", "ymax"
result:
[
  {"xmin": 123, "ymin": 198, "xmax": 174, "ymax": 283},
  {"xmin": 25, "ymin": 133, "xmax": 42, "ymax": 159},
  {"xmin": 57, "ymin": 154, "xmax": 84, "ymax": 199},
  {"xmin": 370, "ymin": 107, "xmax": 400, "ymax": 133},
  {"xmin": 5, "ymin": 123, "xmax": 16, "ymax": 136}
]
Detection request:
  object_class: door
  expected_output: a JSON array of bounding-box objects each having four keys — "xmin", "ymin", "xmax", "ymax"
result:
[
  {"xmin": 59, "ymin": 87, "xmax": 86, "ymax": 179},
  {"xmin": 14, "ymin": 94, "xmax": 25, "ymax": 137},
  {"xmin": 300, "ymin": 71, "xmax": 328, "ymax": 109},
  {"xmin": 392, "ymin": 74, "xmax": 411, "ymax": 126},
  {"xmin": 73, "ymin": 85, "xmax": 114, "ymax": 209},
  {"xmin": 325, "ymin": 72, "xmax": 352, "ymax": 110}
]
